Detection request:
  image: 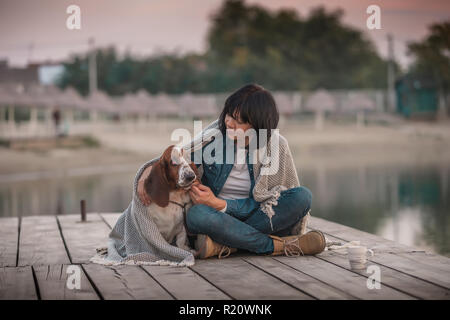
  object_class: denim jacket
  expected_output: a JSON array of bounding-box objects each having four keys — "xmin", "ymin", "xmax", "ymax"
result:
[{"xmin": 191, "ymin": 134, "xmax": 260, "ymax": 220}]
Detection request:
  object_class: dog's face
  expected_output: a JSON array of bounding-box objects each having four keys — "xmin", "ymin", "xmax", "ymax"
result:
[
  {"xmin": 144, "ymin": 145, "xmax": 199, "ymax": 207},
  {"xmin": 169, "ymin": 146, "xmax": 198, "ymax": 189}
]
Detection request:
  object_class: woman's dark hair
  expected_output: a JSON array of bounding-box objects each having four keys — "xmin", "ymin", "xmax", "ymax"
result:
[{"xmin": 218, "ymin": 84, "xmax": 279, "ymax": 148}]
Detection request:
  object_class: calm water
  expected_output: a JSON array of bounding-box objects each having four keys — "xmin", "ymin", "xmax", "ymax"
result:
[{"xmin": 0, "ymin": 163, "xmax": 449, "ymax": 256}]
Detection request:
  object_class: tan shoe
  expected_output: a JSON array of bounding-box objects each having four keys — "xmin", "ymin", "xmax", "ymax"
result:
[
  {"xmin": 290, "ymin": 210, "xmax": 311, "ymax": 236},
  {"xmin": 195, "ymin": 234, "xmax": 237, "ymax": 259},
  {"xmin": 270, "ymin": 230, "xmax": 326, "ymax": 256}
]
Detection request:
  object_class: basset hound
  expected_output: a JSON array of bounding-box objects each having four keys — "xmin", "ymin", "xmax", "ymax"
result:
[{"xmin": 143, "ymin": 145, "xmax": 200, "ymax": 255}]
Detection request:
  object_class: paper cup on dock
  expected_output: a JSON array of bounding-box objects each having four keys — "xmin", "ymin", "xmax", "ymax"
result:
[{"xmin": 347, "ymin": 246, "xmax": 374, "ymax": 270}]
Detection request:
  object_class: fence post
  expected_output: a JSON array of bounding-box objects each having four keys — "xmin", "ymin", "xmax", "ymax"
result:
[{"xmin": 80, "ymin": 199, "xmax": 86, "ymax": 222}]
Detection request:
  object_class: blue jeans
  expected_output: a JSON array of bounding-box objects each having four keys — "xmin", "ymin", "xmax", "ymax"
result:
[{"xmin": 186, "ymin": 186, "xmax": 312, "ymax": 254}]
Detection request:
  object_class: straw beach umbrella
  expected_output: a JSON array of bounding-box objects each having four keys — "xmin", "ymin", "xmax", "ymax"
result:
[
  {"xmin": 304, "ymin": 89, "xmax": 337, "ymax": 130},
  {"xmin": 150, "ymin": 93, "xmax": 179, "ymax": 117},
  {"xmin": 117, "ymin": 93, "xmax": 147, "ymax": 117},
  {"xmin": 344, "ymin": 93, "xmax": 376, "ymax": 128},
  {"xmin": 273, "ymin": 92, "xmax": 295, "ymax": 116},
  {"xmin": 55, "ymin": 87, "xmax": 87, "ymax": 110},
  {"xmin": 0, "ymin": 84, "xmax": 17, "ymax": 106},
  {"xmin": 84, "ymin": 90, "xmax": 119, "ymax": 120},
  {"xmin": 135, "ymin": 89, "xmax": 154, "ymax": 118},
  {"xmin": 177, "ymin": 92, "xmax": 216, "ymax": 118}
]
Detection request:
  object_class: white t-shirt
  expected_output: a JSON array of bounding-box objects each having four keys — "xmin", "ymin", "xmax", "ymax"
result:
[{"xmin": 217, "ymin": 148, "xmax": 251, "ymax": 212}]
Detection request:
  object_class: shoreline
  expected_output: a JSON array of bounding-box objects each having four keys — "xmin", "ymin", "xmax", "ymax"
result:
[{"xmin": 1, "ymin": 119, "xmax": 450, "ymax": 177}]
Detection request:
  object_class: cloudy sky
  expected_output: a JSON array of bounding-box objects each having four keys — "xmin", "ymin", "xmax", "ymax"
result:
[{"xmin": 0, "ymin": 0, "xmax": 449, "ymax": 68}]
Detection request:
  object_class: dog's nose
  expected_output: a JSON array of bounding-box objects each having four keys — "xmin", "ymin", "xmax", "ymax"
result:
[{"xmin": 186, "ymin": 172, "xmax": 195, "ymax": 181}]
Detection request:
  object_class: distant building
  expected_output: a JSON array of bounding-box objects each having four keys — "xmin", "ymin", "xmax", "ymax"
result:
[
  {"xmin": 395, "ymin": 74, "xmax": 438, "ymax": 118},
  {"xmin": 0, "ymin": 59, "xmax": 39, "ymax": 84},
  {"xmin": 0, "ymin": 59, "xmax": 64, "ymax": 86}
]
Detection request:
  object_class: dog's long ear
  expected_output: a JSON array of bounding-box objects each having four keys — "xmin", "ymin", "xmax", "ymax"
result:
[
  {"xmin": 144, "ymin": 160, "xmax": 170, "ymax": 207},
  {"xmin": 189, "ymin": 162, "xmax": 201, "ymax": 183}
]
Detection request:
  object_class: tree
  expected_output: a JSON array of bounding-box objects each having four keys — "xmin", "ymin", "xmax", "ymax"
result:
[
  {"xmin": 407, "ymin": 22, "xmax": 450, "ymax": 113},
  {"xmin": 206, "ymin": 0, "xmax": 389, "ymax": 91},
  {"xmin": 58, "ymin": 0, "xmax": 391, "ymax": 95}
]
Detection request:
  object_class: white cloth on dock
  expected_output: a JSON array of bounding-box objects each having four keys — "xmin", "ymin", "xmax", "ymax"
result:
[{"xmin": 324, "ymin": 239, "xmax": 362, "ymax": 251}]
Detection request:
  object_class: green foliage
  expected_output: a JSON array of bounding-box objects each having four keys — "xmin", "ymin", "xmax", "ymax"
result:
[
  {"xmin": 407, "ymin": 22, "xmax": 450, "ymax": 96},
  {"xmin": 58, "ymin": 56, "xmax": 90, "ymax": 96},
  {"xmin": 58, "ymin": 0, "xmax": 391, "ymax": 95},
  {"xmin": 207, "ymin": 2, "xmax": 388, "ymax": 91},
  {"xmin": 80, "ymin": 135, "xmax": 101, "ymax": 148}
]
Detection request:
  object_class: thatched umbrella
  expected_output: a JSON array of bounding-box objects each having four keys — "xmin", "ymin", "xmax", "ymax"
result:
[
  {"xmin": 344, "ymin": 93, "xmax": 376, "ymax": 112},
  {"xmin": 273, "ymin": 92, "xmax": 295, "ymax": 115},
  {"xmin": 116, "ymin": 93, "xmax": 147, "ymax": 116},
  {"xmin": 135, "ymin": 89, "xmax": 154, "ymax": 117},
  {"xmin": 0, "ymin": 84, "xmax": 17, "ymax": 106},
  {"xmin": 84, "ymin": 90, "xmax": 119, "ymax": 117},
  {"xmin": 150, "ymin": 93, "xmax": 179, "ymax": 117},
  {"xmin": 55, "ymin": 87, "xmax": 88, "ymax": 110},
  {"xmin": 304, "ymin": 89, "xmax": 337, "ymax": 112},
  {"xmin": 177, "ymin": 92, "xmax": 216, "ymax": 118},
  {"xmin": 0, "ymin": 84, "xmax": 17, "ymax": 123},
  {"xmin": 344, "ymin": 93, "xmax": 376, "ymax": 128},
  {"xmin": 304, "ymin": 89, "xmax": 337, "ymax": 130},
  {"xmin": 0, "ymin": 83, "xmax": 34, "ymax": 108}
]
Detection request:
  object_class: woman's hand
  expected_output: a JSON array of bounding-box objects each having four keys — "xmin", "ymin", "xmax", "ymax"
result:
[
  {"xmin": 189, "ymin": 184, "xmax": 226, "ymax": 211},
  {"xmin": 138, "ymin": 165, "xmax": 153, "ymax": 206}
]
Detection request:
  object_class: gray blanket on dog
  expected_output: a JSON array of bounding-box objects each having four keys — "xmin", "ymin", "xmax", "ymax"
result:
[{"xmin": 90, "ymin": 120, "xmax": 220, "ymax": 266}]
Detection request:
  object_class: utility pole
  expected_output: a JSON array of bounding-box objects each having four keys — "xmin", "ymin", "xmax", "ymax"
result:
[
  {"xmin": 387, "ymin": 34, "xmax": 395, "ymax": 113},
  {"xmin": 88, "ymin": 37, "xmax": 97, "ymax": 94},
  {"xmin": 88, "ymin": 37, "xmax": 98, "ymax": 122},
  {"xmin": 27, "ymin": 42, "xmax": 34, "ymax": 65}
]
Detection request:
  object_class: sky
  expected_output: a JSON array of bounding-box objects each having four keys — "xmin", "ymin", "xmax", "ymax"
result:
[{"xmin": 0, "ymin": 0, "xmax": 449, "ymax": 69}]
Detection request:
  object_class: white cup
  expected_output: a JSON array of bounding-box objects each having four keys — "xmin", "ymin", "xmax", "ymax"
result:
[{"xmin": 347, "ymin": 246, "xmax": 374, "ymax": 270}]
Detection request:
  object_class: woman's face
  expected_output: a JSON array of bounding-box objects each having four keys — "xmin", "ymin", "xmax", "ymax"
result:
[{"xmin": 224, "ymin": 112, "xmax": 253, "ymax": 144}]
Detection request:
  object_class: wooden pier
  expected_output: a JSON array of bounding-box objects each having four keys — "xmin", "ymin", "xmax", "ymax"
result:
[{"xmin": 0, "ymin": 213, "xmax": 449, "ymax": 300}]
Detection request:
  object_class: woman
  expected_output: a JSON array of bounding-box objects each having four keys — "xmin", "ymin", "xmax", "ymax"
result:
[{"xmin": 138, "ymin": 84, "xmax": 325, "ymax": 259}]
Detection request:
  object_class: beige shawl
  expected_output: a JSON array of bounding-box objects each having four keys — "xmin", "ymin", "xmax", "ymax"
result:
[{"xmin": 182, "ymin": 118, "xmax": 309, "ymax": 233}]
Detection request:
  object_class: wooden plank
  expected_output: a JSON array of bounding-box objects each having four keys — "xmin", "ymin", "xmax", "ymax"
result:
[
  {"xmin": 243, "ymin": 256, "xmax": 355, "ymax": 300},
  {"xmin": 310, "ymin": 216, "xmax": 450, "ymax": 271},
  {"xmin": 19, "ymin": 216, "xmax": 70, "ymax": 266},
  {"xmin": 142, "ymin": 265, "xmax": 231, "ymax": 300},
  {"xmin": 309, "ymin": 216, "xmax": 412, "ymax": 253},
  {"xmin": 370, "ymin": 253, "xmax": 450, "ymax": 289},
  {"xmin": 313, "ymin": 233, "xmax": 450, "ymax": 300},
  {"xmin": 395, "ymin": 251, "xmax": 450, "ymax": 274},
  {"xmin": 190, "ymin": 257, "xmax": 313, "ymax": 300},
  {"xmin": 99, "ymin": 212, "xmax": 121, "ymax": 229},
  {"xmin": 273, "ymin": 255, "xmax": 415, "ymax": 300},
  {"xmin": 33, "ymin": 265, "xmax": 99, "ymax": 300},
  {"xmin": 321, "ymin": 251, "xmax": 450, "ymax": 300},
  {"xmin": 0, "ymin": 266, "xmax": 38, "ymax": 300},
  {"xmin": 309, "ymin": 217, "xmax": 450, "ymax": 289},
  {"xmin": 57, "ymin": 213, "xmax": 111, "ymax": 264},
  {"xmin": 0, "ymin": 217, "xmax": 19, "ymax": 267},
  {"xmin": 82, "ymin": 264, "xmax": 173, "ymax": 300}
]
